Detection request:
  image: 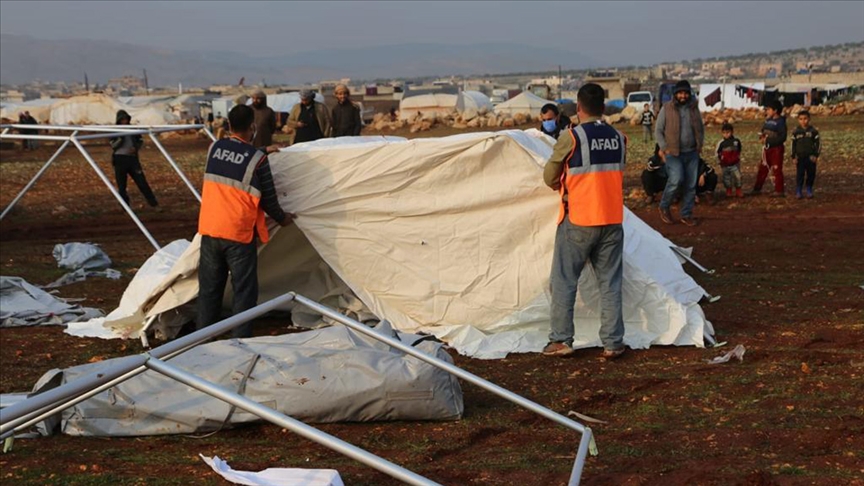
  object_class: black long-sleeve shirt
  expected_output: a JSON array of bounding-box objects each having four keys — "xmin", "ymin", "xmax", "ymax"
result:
[
  {"xmin": 331, "ymin": 101, "xmax": 362, "ymax": 137},
  {"xmin": 791, "ymin": 126, "xmax": 820, "ymax": 158},
  {"xmin": 254, "ymin": 158, "xmax": 285, "ymax": 223}
]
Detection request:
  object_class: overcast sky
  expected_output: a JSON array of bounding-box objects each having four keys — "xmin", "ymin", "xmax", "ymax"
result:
[{"xmin": 1, "ymin": 1, "xmax": 862, "ymax": 65}]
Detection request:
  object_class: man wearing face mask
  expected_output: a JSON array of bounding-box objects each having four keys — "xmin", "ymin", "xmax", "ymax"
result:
[
  {"xmin": 539, "ymin": 103, "xmax": 572, "ymax": 139},
  {"xmin": 655, "ymin": 80, "xmax": 704, "ymax": 226},
  {"xmin": 197, "ymin": 104, "xmax": 295, "ymax": 339}
]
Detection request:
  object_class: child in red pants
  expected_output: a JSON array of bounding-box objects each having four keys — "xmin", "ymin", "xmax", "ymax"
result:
[{"xmin": 751, "ymin": 100, "xmax": 787, "ymax": 197}]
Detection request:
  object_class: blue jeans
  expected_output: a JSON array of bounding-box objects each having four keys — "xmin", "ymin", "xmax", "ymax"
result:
[
  {"xmin": 197, "ymin": 235, "xmax": 259, "ymax": 338},
  {"xmin": 549, "ymin": 219, "xmax": 625, "ymax": 351},
  {"xmin": 659, "ymin": 151, "xmax": 699, "ymax": 218}
]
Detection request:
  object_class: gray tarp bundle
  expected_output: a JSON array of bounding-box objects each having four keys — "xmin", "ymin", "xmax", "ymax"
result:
[
  {"xmin": 44, "ymin": 243, "xmax": 120, "ymax": 289},
  {"xmin": 32, "ymin": 321, "xmax": 464, "ymax": 436},
  {"xmin": 0, "ymin": 276, "xmax": 103, "ymax": 327}
]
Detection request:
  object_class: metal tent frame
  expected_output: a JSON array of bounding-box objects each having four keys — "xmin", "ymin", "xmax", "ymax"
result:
[
  {"xmin": 0, "ymin": 292, "xmax": 597, "ymax": 485},
  {"xmin": 0, "ymin": 124, "xmax": 216, "ymax": 250}
]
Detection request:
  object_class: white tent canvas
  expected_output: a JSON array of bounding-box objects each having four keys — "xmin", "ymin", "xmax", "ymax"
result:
[
  {"xmin": 0, "ymin": 98, "xmax": 57, "ymax": 123},
  {"xmin": 456, "ymin": 91, "xmax": 493, "ymax": 120},
  {"xmin": 697, "ymin": 83, "xmax": 765, "ymax": 112},
  {"xmin": 49, "ymin": 94, "xmax": 178, "ymax": 125},
  {"xmin": 250, "ymin": 92, "xmax": 326, "ymax": 114},
  {"xmin": 85, "ymin": 132, "xmax": 713, "ymax": 359},
  {"xmin": 494, "ymin": 91, "xmax": 551, "ymax": 117},
  {"xmin": 398, "ymin": 93, "xmax": 459, "ymax": 120}
]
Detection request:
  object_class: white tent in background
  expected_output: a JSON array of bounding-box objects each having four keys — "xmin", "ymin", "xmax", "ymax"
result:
[
  {"xmin": 75, "ymin": 131, "xmax": 714, "ymax": 360},
  {"xmin": 697, "ymin": 83, "xmax": 765, "ymax": 112},
  {"xmin": 0, "ymin": 98, "xmax": 58, "ymax": 123},
  {"xmin": 49, "ymin": 94, "xmax": 179, "ymax": 125},
  {"xmin": 245, "ymin": 92, "xmax": 326, "ymax": 114},
  {"xmin": 456, "ymin": 91, "xmax": 494, "ymax": 120},
  {"xmin": 494, "ymin": 91, "xmax": 551, "ymax": 117},
  {"xmin": 398, "ymin": 93, "xmax": 459, "ymax": 120}
]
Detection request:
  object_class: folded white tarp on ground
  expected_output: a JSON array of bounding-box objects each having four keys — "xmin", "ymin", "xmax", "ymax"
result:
[
  {"xmin": 201, "ymin": 455, "xmax": 344, "ymax": 486},
  {"xmin": 33, "ymin": 322, "xmax": 464, "ymax": 436},
  {"xmin": 65, "ymin": 239, "xmax": 191, "ymax": 339},
  {"xmin": 79, "ymin": 131, "xmax": 713, "ymax": 358},
  {"xmin": 0, "ymin": 276, "xmax": 103, "ymax": 327}
]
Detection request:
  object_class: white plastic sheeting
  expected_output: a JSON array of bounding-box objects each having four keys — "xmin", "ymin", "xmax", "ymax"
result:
[
  {"xmin": 201, "ymin": 455, "xmax": 344, "ymax": 486},
  {"xmin": 398, "ymin": 93, "xmax": 458, "ymax": 120},
  {"xmin": 0, "ymin": 276, "xmax": 103, "ymax": 327},
  {"xmin": 33, "ymin": 322, "xmax": 464, "ymax": 436},
  {"xmin": 493, "ymin": 91, "xmax": 551, "ymax": 117},
  {"xmin": 53, "ymin": 243, "xmax": 112, "ymax": 271},
  {"xmin": 455, "ymin": 91, "xmax": 494, "ymax": 120},
  {"xmin": 65, "ymin": 239, "xmax": 191, "ymax": 339},
  {"xmin": 0, "ymin": 98, "xmax": 57, "ymax": 123},
  {"xmin": 78, "ymin": 131, "xmax": 713, "ymax": 359}
]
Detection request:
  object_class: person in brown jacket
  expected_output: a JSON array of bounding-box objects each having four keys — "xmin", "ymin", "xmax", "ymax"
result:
[
  {"xmin": 250, "ymin": 89, "xmax": 277, "ymax": 149},
  {"xmin": 287, "ymin": 89, "xmax": 331, "ymax": 144}
]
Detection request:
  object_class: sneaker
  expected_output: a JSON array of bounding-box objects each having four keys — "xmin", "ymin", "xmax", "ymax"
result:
[
  {"xmin": 795, "ymin": 191, "xmax": 803, "ymax": 199},
  {"xmin": 542, "ymin": 342, "xmax": 575, "ymax": 357},
  {"xmin": 726, "ymin": 188, "xmax": 733, "ymax": 197},
  {"xmin": 806, "ymin": 188, "xmax": 814, "ymax": 199},
  {"xmin": 736, "ymin": 188, "xmax": 744, "ymax": 198},
  {"xmin": 680, "ymin": 216, "xmax": 699, "ymax": 227},
  {"xmin": 600, "ymin": 348, "xmax": 626, "ymax": 360},
  {"xmin": 659, "ymin": 207, "xmax": 675, "ymax": 224}
]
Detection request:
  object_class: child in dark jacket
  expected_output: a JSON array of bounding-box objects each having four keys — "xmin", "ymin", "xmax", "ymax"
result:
[
  {"xmin": 110, "ymin": 110, "xmax": 159, "ymax": 209},
  {"xmin": 752, "ymin": 100, "xmax": 787, "ymax": 197},
  {"xmin": 791, "ymin": 110, "xmax": 820, "ymax": 199},
  {"xmin": 716, "ymin": 123, "xmax": 743, "ymax": 197}
]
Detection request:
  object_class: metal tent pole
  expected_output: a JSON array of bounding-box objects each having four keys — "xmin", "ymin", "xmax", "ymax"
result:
[
  {"xmin": 670, "ymin": 246, "xmax": 715, "ymax": 274},
  {"xmin": 146, "ymin": 357, "xmax": 442, "ymax": 486},
  {"xmin": 203, "ymin": 127, "xmax": 217, "ymax": 142},
  {"xmin": 1, "ymin": 134, "xmax": 75, "ymax": 220},
  {"xmin": 69, "ymin": 136, "xmax": 161, "ymax": 251},
  {"xmin": 0, "ymin": 292, "xmax": 297, "ymax": 436},
  {"xmin": 147, "ymin": 131, "xmax": 201, "ymax": 202},
  {"xmin": 291, "ymin": 294, "xmax": 595, "ymax": 485}
]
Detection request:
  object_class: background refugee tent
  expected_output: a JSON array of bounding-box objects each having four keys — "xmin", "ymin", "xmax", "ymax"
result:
[
  {"xmin": 33, "ymin": 321, "xmax": 464, "ymax": 436},
  {"xmin": 697, "ymin": 82, "xmax": 765, "ymax": 112},
  {"xmin": 455, "ymin": 91, "xmax": 494, "ymax": 120},
  {"xmin": 249, "ymin": 91, "xmax": 326, "ymax": 114},
  {"xmin": 0, "ymin": 98, "xmax": 57, "ymax": 123},
  {"xmin": 398, "ymin": 93, "xmax": 459, "ymax": 120},
  {"xmin": 85, "ymin": 132, "xmax": 714, "ymax": 359},
  {"xmin": 493, "ymin": 91, "xmax": 551, "ymax": 118},
  {"xmin": 49, "ymin": 94, "xmax": 178, "ymax": 125}
]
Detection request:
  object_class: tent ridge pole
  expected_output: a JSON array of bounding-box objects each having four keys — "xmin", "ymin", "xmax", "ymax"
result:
[{"xmin": 147, "ymin": 131, "xmax": 201, "ymax": 202}]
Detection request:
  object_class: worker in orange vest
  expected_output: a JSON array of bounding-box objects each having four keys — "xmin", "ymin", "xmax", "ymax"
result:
[
  {"xmin": 196, "ymin": 104, "xmax": 295, "ymax": 338},
  {"xmin": 541, "ymin": 83, "xmax": 627, "ymax": 360}
]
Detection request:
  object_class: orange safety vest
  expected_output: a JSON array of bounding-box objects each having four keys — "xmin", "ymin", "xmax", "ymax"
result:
[
  {"xmin": 556, "ymin": 121, "xmax": 626, "ymax": 227},
  {"xmin": 198, "ymin": 136, "xmax": 270, "ymax": 244}
]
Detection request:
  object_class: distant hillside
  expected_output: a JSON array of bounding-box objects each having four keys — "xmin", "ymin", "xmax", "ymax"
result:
[{"xmin": 0, "ymin": 34, "xmax": 599, "ymax": 86}]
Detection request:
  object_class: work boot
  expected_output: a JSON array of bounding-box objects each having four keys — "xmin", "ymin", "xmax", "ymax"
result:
[
  {"xmin": 659, "ymin": 207, "xmax": 675, "ymax": 224},
  {"xmin": 680, "ymin": 216, "xmax": 699, "ymax": 227}
]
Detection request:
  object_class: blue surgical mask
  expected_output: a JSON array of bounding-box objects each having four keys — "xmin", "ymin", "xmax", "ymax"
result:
[{"xmin": 542, "ymin": 119, "xmax": 557, "ymax": 132}]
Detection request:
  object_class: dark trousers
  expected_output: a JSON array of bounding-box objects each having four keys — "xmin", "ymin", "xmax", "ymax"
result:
[
  {"xmin": 197, "ymin": 235, "xmax": 259, "ymax": 338},
  {"xmin": 113, "ymin": 154, "xmax": 158, "ymax": 206},
  {"xmin": 795, "ymin": 156, "xmax": 817, "ymax": 192}
]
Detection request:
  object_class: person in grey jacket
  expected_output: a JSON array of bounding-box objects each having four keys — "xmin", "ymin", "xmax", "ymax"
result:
[
  {"xmin": 655, "ymin": 80, "xmax": 704, "ymax": 226},
  {"xmin": 110, "ymin": 110, "xmax": 159, "ymax": 209}
]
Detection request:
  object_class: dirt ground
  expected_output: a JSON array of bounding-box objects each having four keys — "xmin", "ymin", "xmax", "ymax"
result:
[{"xmin": 1, "ymin": 116, "xmax": 862, "ymax": 485}]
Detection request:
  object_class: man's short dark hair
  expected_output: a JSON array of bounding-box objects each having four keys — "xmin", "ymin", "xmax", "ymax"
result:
[
  {"xmin": 541, "ymin": 103, "xmax": 559, "ymax": 116},
  {"xmin": 797, "ymin": 110, "xmax": 810, "ymax": 118},
  {"xmin": 577, "ymin": 83, "xmax": 605, "ymax": 117},
  {"xmin": 721, "ymin": 122, "xmax": 734, "ymax": 132},
  {"xmin": 228, "ymin": 104, "xmax": 254, "ymax": 132}
]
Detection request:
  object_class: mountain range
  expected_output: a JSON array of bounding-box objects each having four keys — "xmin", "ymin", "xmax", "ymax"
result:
[{"xmin": 0, "ymin": 34, "xmax": 599, "ymax": 86}]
